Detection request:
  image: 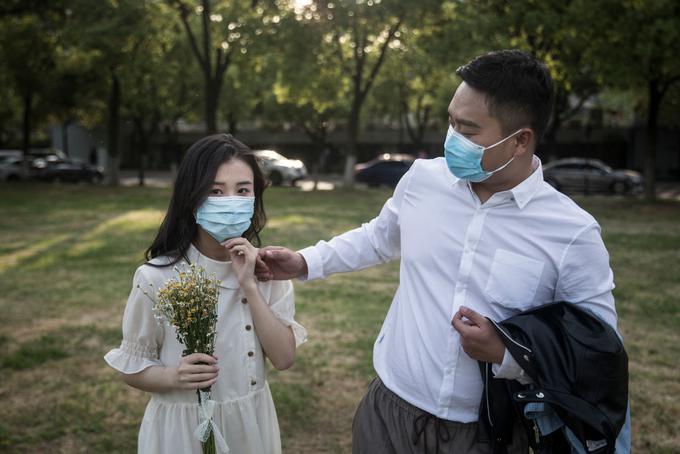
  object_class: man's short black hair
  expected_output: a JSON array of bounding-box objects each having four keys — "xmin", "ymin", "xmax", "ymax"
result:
[{"xmin": 456, "ymin": 50, "xmax": 554, "ymax": 141}]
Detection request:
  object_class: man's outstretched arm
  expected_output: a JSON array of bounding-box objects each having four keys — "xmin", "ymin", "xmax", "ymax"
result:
[{"xmin": 256, "ymin": 163, "xmax": 417, "ymax": 282}]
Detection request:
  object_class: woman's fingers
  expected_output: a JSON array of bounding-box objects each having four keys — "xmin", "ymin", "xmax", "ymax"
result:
[
  {"xmin": 185, "ymin": 364, "xmax": 219, "ymax": 374},
  {"xmin": 229, "ymin": 245, "xmax": 246, "ymax": 255},
  {"xmin": 184, "ymin": 353, "xmax": 217, "ymax": 365},
  {"xmin": 184, "ymin": 372, "xmax": 219, "ymax": 383},
  {"xmin": 222, "ymin": 238, "xmax": 250, "ymax": 251},
  {"xmin": 221, "ymin": 238, "xmax": 246, "ymax": 248},
  {"xmin": 188, "ymin": 377, "xmax": 219, "ymax": 390},
  {"xmin": 230, "ymin": 245, "xmax": 258, "ymax": 261},
  {"xmin": 222, "ymin": 238, "xmax": 256, "ymax": 254}
]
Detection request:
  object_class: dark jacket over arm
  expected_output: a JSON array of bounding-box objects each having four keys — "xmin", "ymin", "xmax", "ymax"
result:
[{"xmin": 478, "ymin": 302, "xmax": 628, "ymax": 454}]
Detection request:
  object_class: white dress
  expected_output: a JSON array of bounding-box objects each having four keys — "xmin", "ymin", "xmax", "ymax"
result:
[{"xmin": 104, "ymin": 244, "xmax": 307, "ymax": 454}]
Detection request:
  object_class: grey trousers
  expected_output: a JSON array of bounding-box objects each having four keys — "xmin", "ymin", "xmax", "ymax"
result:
[{"xmin": 352, "ymin": 377, "xmax": 529, "ymax": 454}]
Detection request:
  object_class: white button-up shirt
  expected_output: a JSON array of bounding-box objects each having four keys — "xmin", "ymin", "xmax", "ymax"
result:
[{"xmin": 300, "ymin": 156, "xmax": 617, "ymax": 422}]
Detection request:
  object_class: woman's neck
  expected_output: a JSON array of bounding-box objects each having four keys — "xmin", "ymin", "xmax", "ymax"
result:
[{"xmin": 193, "ymin": 229, "xmax": 230, "ymax": 262}]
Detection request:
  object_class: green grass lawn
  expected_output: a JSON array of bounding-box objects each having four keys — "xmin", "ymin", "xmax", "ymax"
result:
[{"xmin": 0, "ymin": 183, "xmax": 678, "ymax": 453}]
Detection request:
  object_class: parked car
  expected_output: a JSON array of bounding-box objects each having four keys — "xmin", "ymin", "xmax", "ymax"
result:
[
  {"xmin": 354, "ymin": 153, "xmax": 415, "ymax": 187},
  {"xmin": 32, "ymin": 158, "xmax": 104, "ymax": 184},
  {"xmin": 27, "ymin": 148, "xmax": 69, "ymax": 170},
  {"xmin": 0, "ymin": 156, "xmax": 29, "ymax": 181},
  {"xmin": 542, "ymin": 158, "xmax": 643, "ymax": 194},
  {"xmin": 254, "ymin": 149, "xmax": 307, "ymax": 186},
  {"xmin": 0, "ymin": 149, "xmax": 22, "ymax": 161}
]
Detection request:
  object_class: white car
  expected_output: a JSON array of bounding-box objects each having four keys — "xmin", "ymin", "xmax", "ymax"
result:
[
  {"xmin": 0, "ymin": 156, "xmax": 28, "ymax": 181},
  {"xmin": 253, "ymin": 149, "xmax": 307, "ymax": 186}
]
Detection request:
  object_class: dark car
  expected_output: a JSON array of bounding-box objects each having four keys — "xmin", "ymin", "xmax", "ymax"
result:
[
  {"xmin": 33, "ymin": 159, "xmax": 103, "ymax": 184},
  {"xmin": 542, "ymin": 158, "xmax": 643, "ymax": 195},
  {"xmin": 28, "ymin": 147, "xmax": 68, "ymax": 162},
  {"xmin": 354, "ymin": 153, "xmax": 415, "ymax": 187}
]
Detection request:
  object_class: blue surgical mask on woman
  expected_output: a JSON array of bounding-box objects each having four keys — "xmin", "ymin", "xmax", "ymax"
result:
[
  {"xmin": 195, "ymin": 196, "xmax": 255, "ymax": 242},
  {"xmin": 444, "ymin": 125, "xmax": 522, "ymax": 182}
]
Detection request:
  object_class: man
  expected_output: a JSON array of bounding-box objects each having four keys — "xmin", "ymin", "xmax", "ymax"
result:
[{"xmin": 255, "ymin": 50, "xmax": 622, "ymax": 453}]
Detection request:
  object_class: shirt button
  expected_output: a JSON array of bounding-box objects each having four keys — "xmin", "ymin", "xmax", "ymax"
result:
[
  {"xmin": 241, "ymin": 298, "xmax": 248, "ymax": 304},
  {"xmin": 245, "ymin": 324, "xmax": 252, "ymax": 331},
  {"xmin": 248, "ymin": 351, "xmax": 254, "ymax": 357},
  {"xmin": 251, "ymin": 379, "xmax": 257, "ymax": 386}
]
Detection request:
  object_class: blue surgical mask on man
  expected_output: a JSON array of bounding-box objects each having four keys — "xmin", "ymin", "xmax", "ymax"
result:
[
  {"xmin": 444, "ymin": 125, "xmax": 522, "ymax": 182},
  {"xmin": 195, "ymin": 196, "xmax": 255, "ymax": 242}
]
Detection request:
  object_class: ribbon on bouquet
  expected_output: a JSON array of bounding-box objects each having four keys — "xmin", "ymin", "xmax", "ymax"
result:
[{"xmin": 194, "ymin": 390, "xmax": 230, "ymax": 453}]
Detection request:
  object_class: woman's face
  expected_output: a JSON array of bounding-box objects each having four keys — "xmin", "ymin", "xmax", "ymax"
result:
[{"xmin": 209, "ymin": 158, "xmax": 254, "ymax": 198}]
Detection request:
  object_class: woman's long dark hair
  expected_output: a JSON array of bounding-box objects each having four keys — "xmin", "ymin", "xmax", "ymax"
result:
[{"xmin": 145, "ymin": 134, "xmax": 267, "ymax": 266}]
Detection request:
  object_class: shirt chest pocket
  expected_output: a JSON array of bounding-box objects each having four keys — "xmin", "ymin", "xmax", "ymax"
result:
[{"xmin": 485, "ymin": 249, "xmax": 545, "ymax": 309}]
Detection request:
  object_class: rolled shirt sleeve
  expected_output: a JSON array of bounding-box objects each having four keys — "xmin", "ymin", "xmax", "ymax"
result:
[
  {"xmin": 494, "ymin": 221, "xmax": 618, "ymax": 383},
  {"xmin": 555, "ymin": 221, "xmax": 617, "ymax": 330}
]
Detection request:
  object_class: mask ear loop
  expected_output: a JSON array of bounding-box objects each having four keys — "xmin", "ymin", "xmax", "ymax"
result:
[
  {"xmin": 483, "ymin": 128, "xmax": 524, "ymax": 151},
  {"xmin": 484, "ymin": 129, "xmax": 525, "ymax": 174}
]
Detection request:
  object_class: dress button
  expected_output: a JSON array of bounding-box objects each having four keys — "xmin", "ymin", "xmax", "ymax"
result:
[
  {"xmin": 251, "ymin": 379, "xmax": 257, "ymax": 386},
  {"xmin": 248, "ymin": 351, "xmax": 254, "ymax": 357},
  {"xmin": 245, "ymin": 325, "xmax": 252, "ymax": 331},
  {"xmin": 241, "ymin": 298, "xmax": 248, "ymax": 304}
]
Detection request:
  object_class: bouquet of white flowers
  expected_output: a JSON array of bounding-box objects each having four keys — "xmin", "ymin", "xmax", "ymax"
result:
[{"xmin": 145, "ymin": 263, "xmax": 227, "ymax": 454}]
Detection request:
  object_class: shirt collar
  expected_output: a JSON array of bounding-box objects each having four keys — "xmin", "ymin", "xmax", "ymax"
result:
[
  {"xmin": 185, "ymin": 243, "xmax": 240, "ymax": 289},
  {"xmin": 451, "ymin": 155, "xmax": 543, "ymax": 209},
  {"xmin": 509, "ymin": 156, "xmax": 544, "ymax": 209}
]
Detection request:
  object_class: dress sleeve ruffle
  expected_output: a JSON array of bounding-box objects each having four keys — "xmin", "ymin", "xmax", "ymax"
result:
[
  {"xmin": 268, "ymin": 280, "xmax": 308, "ymax": 348},
  {"xmin": 104, "ymin": 266, "xmax": 165, "ymax": 374},
  {"xmin": 274, "ymin": 316, "xmax": 308, "ymax": 348},
  {"xmin": 104, "ymin": 340, "xmax": 163, "ymax": 374}
]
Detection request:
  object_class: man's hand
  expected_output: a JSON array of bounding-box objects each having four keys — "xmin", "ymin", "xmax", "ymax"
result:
[
  {"xmin": 255, "ymin": 246, "xmax": 308, "ymax": 281},
  {"xmin": 451, "ymin": 306, "xmax": 505, "ymax": 364}
]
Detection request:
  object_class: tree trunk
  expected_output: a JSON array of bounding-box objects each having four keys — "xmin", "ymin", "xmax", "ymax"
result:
[
  {"xmin": 163, "ymin": 122, "xmax": 181, "ymax": 182},
  {"xmin": 61, "ymin": 119, "xmax": 72, "ymax": 156},
  {"xmin": 138, "ymin": 149, "xmax": 147, "ymax": 186},
  {"xmin": 134, "ymin": 120, "xmax": 148, "ymax": 187},
  {"xmin": 644, "ymin": 80, "xmax": 660, "ymax": 201},
  {"xmin": 543, "ymin": 114, "xmax": 561, "ymax": 163},
  {"xmin": 21, "ymin": 90, "xmax": 33, "ymax": 175},
  {"xmin": 227, "ymin": 111, "xmax": 238, "ymax": 135},
  {"xmin": 543, "ymin": 87, "xmax": 568, "ymax": 163},
  {"xmin": 205, "ymin": 76, "xmax": 218, "ymax": 134},
  {"xmin": 343, "ymin": 102, "xmax": 361, "ymax": 187},
  {"xmin": 106, "ymin": 71, "xmax": 121, "ymax": 186}
]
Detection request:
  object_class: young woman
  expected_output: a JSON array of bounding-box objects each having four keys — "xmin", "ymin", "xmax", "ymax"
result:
[{"xmin": 105, "ymin": 134, "xmax": 306, "ymax": 453}]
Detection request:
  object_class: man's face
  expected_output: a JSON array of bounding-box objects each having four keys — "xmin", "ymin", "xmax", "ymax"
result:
[{"xmin": 447, "ymin": 82, "xmax": 517, "ymax": 176}]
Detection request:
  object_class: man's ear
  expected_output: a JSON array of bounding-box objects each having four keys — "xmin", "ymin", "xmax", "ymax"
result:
[{"xmin": 513, "ymin": 129, "xmax": 534, "ymax": 157}]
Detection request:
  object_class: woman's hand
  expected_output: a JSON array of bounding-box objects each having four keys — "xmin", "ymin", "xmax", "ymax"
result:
[
  {"xmin": 172, "ymin": 353, "xmax": 219, "ymax": 390},
  {"xmin": 222, "ymin": 238, "xmax": 258, "ymax": 290}
]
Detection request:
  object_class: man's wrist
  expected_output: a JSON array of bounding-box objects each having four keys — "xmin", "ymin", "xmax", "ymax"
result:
[
  {"xmin": 298, "ymin": 252, "xmax": 309, "ymax": 278},
  {"xmin": 297, "ymin": 247, "xmax": 321, "ymax": 281}
]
